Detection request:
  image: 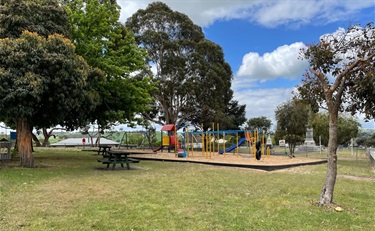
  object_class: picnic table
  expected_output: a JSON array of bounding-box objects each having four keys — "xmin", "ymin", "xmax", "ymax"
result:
[
  {"xmin": 97, "ymin": 144, "xmax": 112, "ymax": 155},
  {"xmin": 97, "ymin": 150, "xmax": 148, "ymax": 170}
]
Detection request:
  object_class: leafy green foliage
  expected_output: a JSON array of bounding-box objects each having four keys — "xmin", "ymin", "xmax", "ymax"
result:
[
  {"xmin": 0, "ymin": 31, "xmax": 100, "ymax": 167},
  {"xmin": 0, "ymin": 0, "xmax": 69, "ymax": 38},
  {"xmin": 0, "ymin": 0, "xmax": 101, "ymax": 167},
  {"xmin": 221, "ymin": 100, "xmax": 247, "ymax": 130},
  {"xmin": 245, "ymin": 116, "xmax": 272, "ymax": 132},
  {"xmin": 297, "ymin": 23, "xmax": 375, "ymax": 120},
  {"xmin": 275, "ymin": 100, "xmax": 309, "ymax": 154},
  {"xmin": 63, "ymin": 0, "xmax": 155, "ymax": 129},
  {"xmin": 0, "ymin": 31, "xmax": 99, "ymax": 129},
  {"xmin": 126, "ymin": 2, "xmax": 243, "ymax": 129},
  {"xmin": 364, "ymin": 133, "xmax": 375, "ymax": 147},
  {"xmin": 311, "ymin": 113, "xmax": 360, "ymax": 146}
]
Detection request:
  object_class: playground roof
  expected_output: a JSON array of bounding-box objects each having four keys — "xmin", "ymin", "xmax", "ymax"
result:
[{"xmin": 161, "ymin": 124, "xmax": 175, "ymax": 131}]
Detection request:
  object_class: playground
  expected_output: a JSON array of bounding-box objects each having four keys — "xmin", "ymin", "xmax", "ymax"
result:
[{"xmin": 123, "ymin": 124, "xmax": 327, "ymax": 171}]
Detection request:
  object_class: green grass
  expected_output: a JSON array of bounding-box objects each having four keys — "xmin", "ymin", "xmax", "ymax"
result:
[{"xmin": 0, "ymin": 148, "xmax": 374, "ymax": 230}]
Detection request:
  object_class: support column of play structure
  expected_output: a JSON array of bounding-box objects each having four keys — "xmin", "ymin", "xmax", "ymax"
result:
[
  {"xmin": 178, "ymin": 124, "xmax": 271, "ymax": 160},
  {"xmin": 245, "ymin": 131, "xmax": 253, "ymax": 156},
  {"xmin": 253, "ymin": 129, "xmax": 258, "ymax": 160},
  {"xmin": 176, "ymin": 125, "xmax": 187, "ymax": 158}
]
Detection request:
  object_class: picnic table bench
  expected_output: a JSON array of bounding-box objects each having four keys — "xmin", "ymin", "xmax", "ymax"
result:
[{"xmin": 97, "ymin": 150, "xmax": 147, "ymax": 170}]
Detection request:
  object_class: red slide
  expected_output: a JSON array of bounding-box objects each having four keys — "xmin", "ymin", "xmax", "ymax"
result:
[{"xmin": 152, "ymin": 146, "xmax": 163, "ymax": 152}]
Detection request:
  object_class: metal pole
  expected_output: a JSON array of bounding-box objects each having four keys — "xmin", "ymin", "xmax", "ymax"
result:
[{"xmin": 319, "ymin": 135, "xmax": 322, "ymax": 156}]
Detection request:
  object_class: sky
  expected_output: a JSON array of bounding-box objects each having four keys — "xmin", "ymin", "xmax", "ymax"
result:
[{"xmin": 114, "ymin": 0, "xmax": 375, "ymax": 131}]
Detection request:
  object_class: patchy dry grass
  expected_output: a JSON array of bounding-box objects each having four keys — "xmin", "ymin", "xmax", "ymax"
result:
[{"xmin": 0, "ymin": 148, "xmax": 374, "ymax": 230}]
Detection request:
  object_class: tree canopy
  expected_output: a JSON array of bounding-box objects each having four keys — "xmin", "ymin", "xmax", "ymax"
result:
[
  {"xmin": 274, "ymin": 100, "xmax": 310, "ymax": 155},
  {"xmin": 297, "ymin": 23, "xmax": 375, "ymax": 205},
  {"xmin": 63, "ymin": 0, "xmax": 155, "ymax": 129},
  {"xmin": 220, "ymin": 100, "xmax": 247, "ymax": 130},
  {"xmin": 245, "ymin": 116, "xmax": 272, "ymax": 132},
  {"xmin": 0, "ymin": 0, "xmax": 69, "ymax": 38},
  {"xmin": 311, "ymin": 113, "xmax": 360, "ymax": 147},
  {"xmin": 0, "ymin": 31, "xmax": 99, "ymax": 167},
  {"xmin": 126, "ymin": 2, "xmax": 244, "ymax": 130}
]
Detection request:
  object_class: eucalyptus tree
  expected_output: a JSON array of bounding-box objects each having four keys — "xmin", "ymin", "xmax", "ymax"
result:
[
  {"xmin": 126, "ymin": 2, "xmax": 242, "ymax": 129},
  {"xmin": 63, "ymin": 0, "xmax": 155, "ymax": 134},
  {"xmin": 297, "ymin": 23, "xmax": 375, "ymax": 205}
]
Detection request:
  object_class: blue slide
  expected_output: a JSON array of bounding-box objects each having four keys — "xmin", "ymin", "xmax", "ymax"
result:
[{"xmin": 219, "ymin": 138, "xmax": 247, "ymax": 154}]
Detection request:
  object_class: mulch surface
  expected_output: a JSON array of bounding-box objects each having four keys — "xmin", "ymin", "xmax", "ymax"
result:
[{"xmin": 128, "ymin": 150, "xmax": 327, "ymax": 171}]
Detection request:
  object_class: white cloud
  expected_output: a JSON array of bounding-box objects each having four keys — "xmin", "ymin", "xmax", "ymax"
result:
[
  {"xmin": 356, "ymin": 113, "xmax": 375, "ymax": 130},
  {"xmin": 237, "ymin": 42, "xmax": 308, "ymax": 80},
  {"xmin": 234, "ymin": 87, "xmax": 295, "ymax": 129},
  {"xmin": 117, "ymin": 1, "xmax": 149, "ymax": 23},
  {"xmin": 117, "ymin": 0, "xmax": 374, "ymax": 28}
]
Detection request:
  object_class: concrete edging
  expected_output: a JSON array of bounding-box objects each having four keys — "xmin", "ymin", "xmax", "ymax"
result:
[{"xmin": 132, "ymin": 156, "xmax": 327, "ymax": 171}]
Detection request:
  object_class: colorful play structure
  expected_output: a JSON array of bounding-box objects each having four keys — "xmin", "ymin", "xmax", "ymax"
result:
[{"xmin": 153, "ymin": 123, "xmax": 272, "ymax": 160}]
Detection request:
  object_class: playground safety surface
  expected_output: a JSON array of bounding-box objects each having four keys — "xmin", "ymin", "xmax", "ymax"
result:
[{"xmin": 128, "ymin": 150, "xmax": 327, "ymax": 171}]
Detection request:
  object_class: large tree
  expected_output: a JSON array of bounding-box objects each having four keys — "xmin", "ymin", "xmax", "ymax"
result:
[
  {"xmin": 221, "ymin": 100, "xmax": 247, "ymax": 130},
  {"xmin": 0, "ymin": 31, "xmax": 99, "ymax": 167},
  {"xmin": 275, "ymin": 100, "xmax": 310, "ymax": 155},
  {"xmin": 0, "ymin": 0, "xmax": 100, "ymax": 167},
  {"xmin": 311, "ymin": 113, "xmax": 360, "ymax": 147},
  {"xmin": 297, "ymin": 23, "xmax": 375, "ymax": 205},
  {"xmin": 126, "ymin": 2, "xmax": 242, "ymax": 129},
  {"xmin": 63, "ymin": 0, "xmax": 154, "ymax": 132},
  {"xmin": 0, "ymin": 0, "xmax": 69, "ymax": 39}
]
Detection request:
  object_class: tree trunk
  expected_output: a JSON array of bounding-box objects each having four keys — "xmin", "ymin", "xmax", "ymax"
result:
[
  {"xmin": 16, "ymin": 118, "xmax": 34, "ymax": 168},
  {"xmin": 31, "ymin": 132, "xmax": 41, "ymax": 147},
  {"xmin": 42, "ymin": 128, "xmax": 51, "ymax": 147},
  {"xmin": 318, "ymin": 112, "xmax": 338, "ymax": 205},
  {"xmin": 95, "ymin": 127, "xmax": 102, "ymax": 147}
]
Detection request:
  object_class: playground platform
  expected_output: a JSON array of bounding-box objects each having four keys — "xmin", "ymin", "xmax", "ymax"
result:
[{"xmin": 128, "ymin": 150, "xmax": 327, "ymax": 171}]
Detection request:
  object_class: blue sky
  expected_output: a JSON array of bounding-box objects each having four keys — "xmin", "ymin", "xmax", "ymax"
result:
[{"xmin": 117, "ymin": 0, "xmax": 375, "ymax": 130}]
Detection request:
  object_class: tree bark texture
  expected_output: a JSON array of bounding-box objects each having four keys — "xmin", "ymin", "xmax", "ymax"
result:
[
  {"xmin": 16, "ymin": 118, "xmax": 34, "ymax": 168},
  {"xmin": 318, "ymin": 112, "xmax": 338, "ymax": 205},
  {"xmin": 42, "ymin": 128, "xmax": 51, "ymax": 147},
  {"xmin": 31, "ymin": 132, "xmax": 41, "ymax": 147}
]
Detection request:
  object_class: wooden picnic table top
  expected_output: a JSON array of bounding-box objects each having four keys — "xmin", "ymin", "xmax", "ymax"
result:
[
  {"xmin": 98, "ymin": 144, "xmax": 112, "ymax": 148},
  {"xmin": 107, "ymin": 150, "xmax": 154, "ymax": 155}
]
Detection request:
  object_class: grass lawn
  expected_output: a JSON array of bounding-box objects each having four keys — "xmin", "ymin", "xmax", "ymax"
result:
[{"xmin": 0, "ymin": 148, "xmax": 374, "ymax": 230}]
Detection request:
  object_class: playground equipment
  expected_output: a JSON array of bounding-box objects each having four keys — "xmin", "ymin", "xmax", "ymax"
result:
[
  {"xmin": 153, "ymin": 124, "xmax": 186, "ymax": 157},
  {"xmin": 153, "ymin": 123, "xmax": 271, "ymax": 160},
  {"xmin": 153, "ymin": 124, "xmax": 177, "ymax": 152},
  {"xmin": 118, "ymin": 128, "xmax": 156, "ymax": 150},
  {"xmin": 219, "ymin": 137, "xmax": 246, "ymax": 154}
]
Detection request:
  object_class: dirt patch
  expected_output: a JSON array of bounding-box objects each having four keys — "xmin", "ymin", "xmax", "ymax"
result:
[{"xmin": 337, "ymin": 174, "xmax": 375, "ymax": 182}]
